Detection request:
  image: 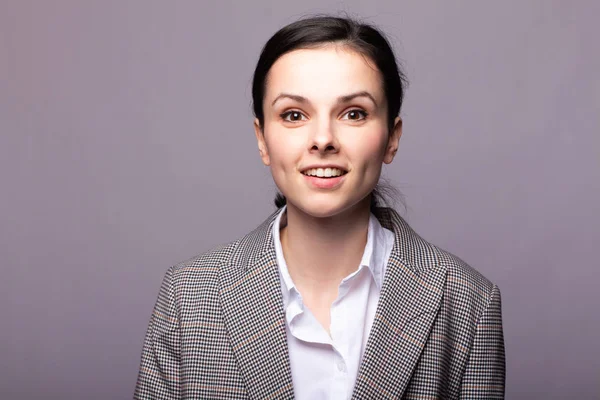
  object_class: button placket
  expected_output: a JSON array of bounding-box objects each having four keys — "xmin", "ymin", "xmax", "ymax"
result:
[{"xmin": 330, "ymin": 349, "xmax": 348, "ymax": 400}]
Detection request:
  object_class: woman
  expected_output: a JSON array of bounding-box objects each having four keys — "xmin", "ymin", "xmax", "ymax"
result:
[{"xmin": 135, "ymin": 15, "xmax": 505, "ymax": 400}]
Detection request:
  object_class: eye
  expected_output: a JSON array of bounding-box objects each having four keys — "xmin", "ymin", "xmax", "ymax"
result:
[
  {"xmin": 280, "ymin": 110, "xmax": 307, "ymax": 122},
  {"xmin": 341, "ymin": 109, "xmax": 368, "ymax": 121}
]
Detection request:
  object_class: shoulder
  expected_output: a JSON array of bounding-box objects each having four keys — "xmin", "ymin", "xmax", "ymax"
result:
[
  {"xmin": 433, "ymin": 244, "xmax": 499, "ymax": 314},
  {"xmin": 418, "ymin": 233, "xmax": 501, "ymax": 328},
  {"xmin": 171, "ymin": 240, "xmax": 239, "ymax": 277},
  {"xmin": 436, "ymin": 244, "xmax": 495, "ymax": 294},
  {"xmin": 395, "ymin": 215, "xmax": 501, "ymax": 330},
  {"xmin": 167, "ymin": 210, "xmax": 279, "ymax": 288},
  {"xmin": 379, "ymin": 207, "xmax": 499, "ymax": 310}
]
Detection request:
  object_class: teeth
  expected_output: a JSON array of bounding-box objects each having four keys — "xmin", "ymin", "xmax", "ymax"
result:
[{"xmin": 303, "ymin": 168, "xmax": 345, "ymax": 177}]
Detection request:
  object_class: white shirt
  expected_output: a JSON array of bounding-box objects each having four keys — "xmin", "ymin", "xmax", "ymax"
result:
[{"xmin": 272, "ymin": 206, "xmax": 395, "ymax": 399}]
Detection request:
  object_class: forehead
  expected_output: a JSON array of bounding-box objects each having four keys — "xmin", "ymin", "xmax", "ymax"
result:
[{"xmin": 265, "ymin": 45, "xmax": 384, "ymax": 103}]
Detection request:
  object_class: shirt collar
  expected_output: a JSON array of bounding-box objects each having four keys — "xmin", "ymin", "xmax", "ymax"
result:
[
  {"xmin": 272, "ymin": 206, "xmax": 295, "ymax": 306},
  {"xmin": 272, "ymin": 205, "xmax": 393, "ymax": 305}
]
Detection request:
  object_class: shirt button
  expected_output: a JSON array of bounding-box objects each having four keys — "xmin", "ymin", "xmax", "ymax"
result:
[{"xmin": 337, "ymin": 361, "xmax": 346, "ymax": 372}]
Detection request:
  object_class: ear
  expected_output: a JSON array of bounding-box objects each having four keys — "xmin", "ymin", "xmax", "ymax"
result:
[
  {"xmin": 254, "ymin": 118, "xmax": 271, "ymax": 166},
  {"xmin": 383, "ymin": 116, "xmax": 403, "ymax": 164}
]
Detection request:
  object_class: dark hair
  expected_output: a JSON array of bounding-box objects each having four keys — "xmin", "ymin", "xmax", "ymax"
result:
[{"xmin": 251, "ymin": 15, "xmax": 407, "ymax": 211}]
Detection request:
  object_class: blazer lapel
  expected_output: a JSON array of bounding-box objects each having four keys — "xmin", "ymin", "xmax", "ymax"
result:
[
  {"xmin": 218, "ymin": 212, "xmax": 294, "ymax": 400},
  {"xmin": 351, "ymin": 208, "xmax": 448, "ymax": 399}
]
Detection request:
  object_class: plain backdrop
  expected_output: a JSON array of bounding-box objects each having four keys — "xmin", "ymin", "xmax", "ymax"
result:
[{"xmin": 1, "ymin": 1, "xmax": 599, "ymax": 399}]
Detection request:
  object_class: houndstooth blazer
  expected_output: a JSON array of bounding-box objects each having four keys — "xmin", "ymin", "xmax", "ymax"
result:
[{"xmin": 134, "ymin": 207, "xmax": 505, "ymax": 399}]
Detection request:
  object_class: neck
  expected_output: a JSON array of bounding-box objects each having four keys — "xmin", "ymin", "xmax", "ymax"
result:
[{"xmin": 280, "ymin": 198, "xmax": 371, "ymax": 296}]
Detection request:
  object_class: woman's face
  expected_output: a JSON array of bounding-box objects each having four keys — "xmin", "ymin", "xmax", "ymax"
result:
[{"xmin": 255, "ymin": 45, "xmax": 402, "ymax": 218}]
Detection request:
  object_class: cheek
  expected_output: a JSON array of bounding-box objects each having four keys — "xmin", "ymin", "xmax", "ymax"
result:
[
  {"xmin": 264, "ymin": 129, "xmax": 302, "ymax": 171},
  {"xmin": 348, "ymin": 130, "xmax": 388, "ymax": 168}
]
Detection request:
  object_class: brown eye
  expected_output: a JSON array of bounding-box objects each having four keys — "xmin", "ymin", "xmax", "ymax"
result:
[
  {"xmin": 281, "ymin": 111, "xmax": 307, "ymax": 122},
  {"xmin": 342, "ymin": 109, "xmax": 368, "ymax": 121}
]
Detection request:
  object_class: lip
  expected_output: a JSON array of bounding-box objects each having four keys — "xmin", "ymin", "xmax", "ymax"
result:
[
  {"xmin": 302, "ymin": 172, "xmax": 347, "ymax": 189},
  {"xmin": 299, "ymin": 164, "xmax": 348, "ymax": 174}
]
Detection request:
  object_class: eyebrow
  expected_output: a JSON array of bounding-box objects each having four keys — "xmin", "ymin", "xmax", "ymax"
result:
[{"xmin": 271, "ymin": 91, "xmax": 378, "ymax": 107}]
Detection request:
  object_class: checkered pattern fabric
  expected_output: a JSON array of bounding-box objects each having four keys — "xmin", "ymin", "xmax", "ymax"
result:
[{"xmin": 134, "ymin": 207, "xmax": 505, "ymax": 399}]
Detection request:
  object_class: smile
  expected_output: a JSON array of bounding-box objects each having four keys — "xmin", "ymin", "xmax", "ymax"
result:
[
  {"xmin": 301, "ymin": 167, "xmax": 347, "ymax": 178},
  {"xmin": 300, "ymin": 167, "xmax": 348, "ymax": 189}
]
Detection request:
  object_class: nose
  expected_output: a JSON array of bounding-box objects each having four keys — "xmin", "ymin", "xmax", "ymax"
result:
[{"xmin": 309, "ymin": 120, "xmax": 339, "ymax": 154}]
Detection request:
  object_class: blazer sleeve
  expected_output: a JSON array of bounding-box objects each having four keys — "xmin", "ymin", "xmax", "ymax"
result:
[
  {"xmin": 460, "ymin": 284, "xmax": 506, "ymax": 399},
  {"xmin": 134, "ymin": 266, "xmax": 181, "ymax": 400}
]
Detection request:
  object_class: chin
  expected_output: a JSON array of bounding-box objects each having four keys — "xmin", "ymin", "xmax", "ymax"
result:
[{"xmin": 289, "ymin": 195, "xmax": 369, "ymax": 219}]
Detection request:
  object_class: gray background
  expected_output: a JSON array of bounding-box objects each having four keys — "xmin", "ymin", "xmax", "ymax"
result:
[{"xmin": 1, "ymin": 1, "xmax": 599, "ymax": 399}]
